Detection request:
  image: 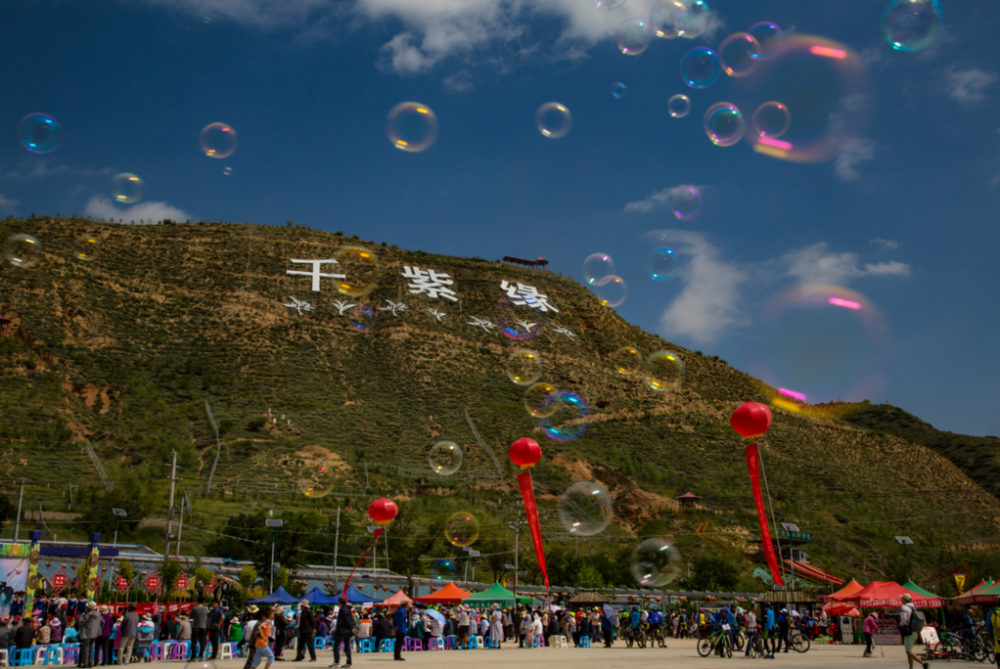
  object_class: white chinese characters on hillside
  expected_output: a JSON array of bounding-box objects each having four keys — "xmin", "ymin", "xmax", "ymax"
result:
[
  {"xmin": 402, "ymin": 266, "xmax": 458, "ymax": 301},
  {"xmin": 500, "ymin": 281, "xmax": 558, "ymax": 313},
  {"xmin": 286, "ymin": 259, "xmax": 346, "ymax": 292}
]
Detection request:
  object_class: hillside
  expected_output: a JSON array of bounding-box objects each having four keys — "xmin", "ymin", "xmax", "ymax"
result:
[{"xmin": 1, "ymin": 217, "xmax": 998, "ymax": 591}]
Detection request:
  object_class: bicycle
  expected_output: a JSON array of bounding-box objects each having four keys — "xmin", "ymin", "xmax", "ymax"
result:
[
  {"xmin": 745, "ymin": 629, "xmax": 767, "ymax": 658},
  {"xmin": 645, "ymin": 624, "xmax": 666, "ymax": 649},
  {"xmin": 976, "ymin": 624, "xmax": 996, "ymax": 664},
  {"xmin": 789, "ymin": 628, "xmax": 811, "ymax": 653},
  {"xmin": 696, "ymin": 625, "xmax": 734, "ymax": 659},
  {"xmin": 621, "ymin": 625, "xmax": 646, "ymax": 649}
]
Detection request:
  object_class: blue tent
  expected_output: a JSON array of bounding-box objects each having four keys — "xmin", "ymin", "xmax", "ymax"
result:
[
  {"xmin": 302, "ymin": 587, "xmax": 339, "ymax": 606},
  {"xmin": 247, "ymin": 586, "xmax": 300, "ymax": 605},
  {"xmin": 344, "ymin": 585, "xmax": 383, "ymax": 604}
]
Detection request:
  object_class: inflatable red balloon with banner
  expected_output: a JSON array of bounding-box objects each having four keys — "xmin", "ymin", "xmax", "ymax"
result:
[
  {"xmin": 343, "ymin": 497, "xmax": 397, "ymax": 599},
  {"xmin": 509, "ymin": 437, "xmax": 549, "ymax": 591}
]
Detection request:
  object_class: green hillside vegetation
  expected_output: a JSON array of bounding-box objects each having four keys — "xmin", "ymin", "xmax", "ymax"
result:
[{"xmin": 1, "ymin": 216, "xmax": 998, "ymax": 594}]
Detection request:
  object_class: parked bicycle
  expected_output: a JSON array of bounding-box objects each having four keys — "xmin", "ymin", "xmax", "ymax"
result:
[{"xmin": 697, "ymin": 625, "xmax": 734, "ymax": 659}]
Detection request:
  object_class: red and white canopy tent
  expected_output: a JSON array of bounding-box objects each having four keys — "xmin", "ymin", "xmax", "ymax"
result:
[
  {"xmin": 819, "ymin": 579, "xmax": 864, "ymax": 604},
  {"xmin": 832, "ymin": 581, "xmax": 944, "ymax": 609},
  {"xmin": 950, "ymin": 579, "xmax": 994, "ymax": 606},
  {"xmin": 413, "ymin": 583, "xmax": 472, "ymax": 606}
]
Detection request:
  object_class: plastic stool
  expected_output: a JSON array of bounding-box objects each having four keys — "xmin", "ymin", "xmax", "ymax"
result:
[
  {"xmin": 314, "ymin": 637, "xmax": 326, "ymax": 650},
  {"xmin": 168, "ymin": 643, "xmax": 189, "ymax": 661},
  {"xmin": 378, "ymin": 639, "xmax": 395, "ymax": 654},
  {"xmin": 403, "ymin": 638, "xmax": 422, "ymax": 651},
  {"xmin": 11, "ymin": 649, "xmax": 34, "ymax": 667},
  {"xmin": 443, "ymin": 636, "xmax": 457, "ymax": 650},
  {"xmin": 579, "ymin": 636, "xmax": 591, "ymax": 649},
  {"xmin": 63, "ymin": 646, "xmax": 79, "ymax": 665},
  {"xmin": 219, "ymin": 644, "xmax": 234, "ymax": 661},
  {"xmin": 357, "ymin": 639, "xmax": 373, "ymax": 654},
  {"xmin": 426, "ymin": 638, "xmax": 442, "ymax": 651}
]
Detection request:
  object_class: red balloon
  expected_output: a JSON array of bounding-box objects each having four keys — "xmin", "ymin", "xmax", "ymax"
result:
[
  {"xmin": 508, "ymin": 437, "xmax": 542, "ymax": 469},
  {"xmin": 369, "ymin": 497, "xmax": 398, "ymax": 526},
  {"xmin": 730, "ymin": 402, "xmax": 773, "ymax": 439}
]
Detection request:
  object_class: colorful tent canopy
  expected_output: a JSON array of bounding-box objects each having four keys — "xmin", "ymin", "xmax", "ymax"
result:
[
  {"xmin": 952, "ymin": 580, "xmax": 995, "ymax": 606},
  {"xmin": 413, "ymin": 583, "xmax": 472, "ymax": 605},
  {"xmin": 302, "ymin": 587, "xmax": 339, "ymax": 606},
  {"xmin": 822, "ymin": 602, "xmax": 860, "ymax": 618},
  {"xmin": 247, "ymin": 586, "xmax": 300, "ymax": 605},
  {"xmin": 344, "ymin": 585, "xmax": 383, "ymax": 604},
  {"xmin": 901, "ymin": 581, "xmax": 937, "ymax": 599},
  {"xmin": 819, "ymin": 579, "xmax": 864, "ymax": 604},
  {"xmin": 833, "ymin": 581, "xmax": 943, "ymax": 609},
  {"xmin": 965, "ymin": 581, "xmax": 1000, "ymax": 605},
  {"xmin": 380, "ymin": 590, "xmax": 413, "ymax": 608},
  {"xmin": 464, "ymin": 583, "xmax": 532, "ymax": 606}
]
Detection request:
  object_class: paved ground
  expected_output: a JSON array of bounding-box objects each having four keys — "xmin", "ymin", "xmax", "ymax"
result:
[{"xmin": 179, "ymin": 639, "xmax": 909, "ymax": 669}]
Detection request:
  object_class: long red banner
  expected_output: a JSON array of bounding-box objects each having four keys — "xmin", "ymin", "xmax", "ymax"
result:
[
  {"xmin": 344, "ymin": 528, "xmax": 384, "ymax": 599},
  {"xmin": 517, "ymin": 470, "xmax": 549, "ymax": 589},
  {"xmin": 745, "ymin": 443, "xmax": 784, "ymax": 587}
]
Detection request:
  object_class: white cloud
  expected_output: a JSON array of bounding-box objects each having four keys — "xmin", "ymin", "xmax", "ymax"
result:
[
  {"xmin": 647, "ymin": 229, "xmax": 748, "ymax": 345},
  {"xmin": 946, "ymin": 68, "xmax": 997, "ymax": 104},
  {"xmin": 783, "ymin": 242, "xmax": 910, "ymax": 284},
  {"xmin": 0, "ymin": 194, "xmax": 19, "ymax": 214},
  {"xmin": 834, "ymin": 138, "xmax": 876, "ymax": 182},
  {"xmin": 870, "ymin": 238, "xmax": 899, "ymax": 250},
  {"xmin": 83, "ymin": 196, "xmax": 191, "ymax": 224},
  {"xmin": 625, "ymin": 184, "xmax": 703, "ymax": 214},
  {"xmin": 0, "ymin": 161, "xmax": 115, "ymax": 181}
]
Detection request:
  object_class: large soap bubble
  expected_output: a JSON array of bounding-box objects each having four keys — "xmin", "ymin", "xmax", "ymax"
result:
[
  {"xmin": 617, "ymin": 20, "xmax": 650, "ymax": 56},
  {"xmin": 881, "ymin": 0, "xmax": 942, "ymax": 52},
  {"xmin": 538, "ymin": 391, "xmax": 590, "ymax": 442},
  {"xmin": 749, "ymin": 22, "xmax": 783, "ymax": 59},
  {"xmin": 199, "ymin": 123, "xmax": 238, "ymax": 158},
  {"xmin": 631, "ymin": 538, "xmax": 682, "ymax": 588},
  {"xmin": 704, "ymin": 103, "xmax": 745, "ymax": 147},
  {"xmin": 18, "ymin": 114, "xmax": 61, "ymax": 154},
  {"xmin": 431, "ymin": 559, "xmax": 456, "ymax": 581},
  {"xmin": 73, "ymin": 235, "xmax": 100, "ymax": 262},
  {"xmin": 645, "ymin": 248, "xmax": 679, "ymax": 281},
  {"xmin": 718, "ymin": 32, "xmax": 761, "ymax": 77},
  {"xmin": 333, "ymin": 246, "xmax": 380, "ymax": 297},
  {"xmin": 497, "ymin": 298, "xmax": 546, "ymax": 342},
  {"xmin": 558, "ymin": 482, "xmax": 614, "ymax": 536},
  {"xmin": 667, "ymin": 94, "xmax": 692, "ymax": 118},
  {"xmin": 536, "ymin": 102, "xmax": 572, "ymax": 139},
  {"xmin": 613, "ymin": 347, "xmax": 642, "ymax": 374},
  {"xmin": 429, "ymin": 441, "xmax": 463, "ymax": 476},
  {"xmin": 668, "ymin": 185, "xmax": 702, "ymax": 220},
  {"xmin": 111, "ymin": 173, "xmax": 144, "ymax": 204},
  {"xmin": 444, "ymin": 512, "xmax": 480, "ymax": 547},
  {"xmin": 299, "ymin": 459, "xmax": 335, "ymax": 497},
  {"xmin": 507, "ymin": 349, "xmax": 542, "ymax": 386},
  {"xmin": 753, "ymin": 102, "xmax": 791, "ymax": 139},
  {"xmin": 386, "ymin": 102, "xmax": 439, "ymax": 153},
  {"xmin": 583, "ymin": 253, "xmax": 615, "ymax": 286},
  {"xmin": 4, "ymin": 234, "xmax": 42, "ymax": 269},
  {"xmin": 592, "ymin": 276, "xmax": 627, "ymax": 308},
  {"xmin": 645, "ymin": 351, "xmax": 685, "ymax": 392},
  {"xmin": 650, "ymin": 0, "xmax": 711, "ymax": 39},
  {"xmin": 680, "ymin": 47, "xmax": 720, "ymax": 88},
  {"xmin": 524, "ymin": 382, "xmax": 558, "ymax": 418}
]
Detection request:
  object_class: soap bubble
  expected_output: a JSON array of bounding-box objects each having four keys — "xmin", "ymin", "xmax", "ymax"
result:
[
  {"xmin": 18, "ymin": 114, "xmax": 61, "ymax": 154},
  {"xmin": 583, "ymin": 253, "xmax": 615, "ymax": 286},
  {"xmin": 72, "ymin": 235, "xmax": 100, "ymax": 262},
  {"xmin": 4, "ymin": 234, "xmax": 42, "ymax": 269},
  {"xmin": 667, "ymin": 94, "xmax": 692, "ymax": 118},
  {"xmin": 668, "ymin": 185, "xmax": 702, "ymax": 220},
  {"xmin": 444, "ymin": 512, "xmax": 480, "ymax": 547},
  {"xmin": 507, "ymin": 350, "xmax": 542, "ymax": 386},
  {"xmin": 350, "ymin": 306, "xmax": 376, "ymax": 332},
  {"xmin": 536, "ymin": 102, "xmax": 572, "ymax": 139},
  {"xmin": 612, "ymin": 347, "xmax": 643, "ymax": 374},
  {"xmin": 645, "ymin": 247, "xmax": 679, "ymax": 281},
  {"xmin": 333, "ymin": 246, "xmax": 380, "ymax": 297},
  {"xmin": 881, "ymin": 0, "xmax": 942, "ymax": 52},
  {"xmin": 592, "ymin": 276, "xmax": 627, "ymax": 308},
  {"xmin": 612, "ymin": 82, "xmax": 628, "ymax": 99},
  {"xmin": 538, "ymin": 391, "xmax": 590, "ymax": 442},
  {"xmin": 592, "ymin": 0, "xmax": 625, "ymax": 9},
  {"xmin": 651, "ymin": 0, "xmax": 711, "ymax": 39},
  {"xmin": 631, "ymin": 538, "xmax": 682, "ymax": 588},
  {"xmin": 680, "ymin": 47, "xmax": 720, "ymax": 88},
  {"xmin": 184, "ymin": 661, "xmax": 218, "ymax": 669},
  {"xmin": 718, "ymin": 32, "xmax": 761, "ymax": 77},
  {"xmin": 558, "ymin": 482, "xmax": 614, "ymax": 536},
  {"xmin": 703, "ymin": 102, "xmax": 745, "ymax": 147},
  {"xmin": 199, "ymin": 123, "xmax": 238, "ymax": 159},
  {"xmin": 386, "ymin": 102, "xmax": 438, "ymax": 153},
  {"xmin": 524, "ymin": 382, "xmax": 558, "ymax": 418},
  {"xmin": 749, "ymin": 22, "xmax": 783, "ymax": 59},
  {"xmin": 753, "ymin": 102, "xmax": 791, "ymax": 138},
  {"xmin": 223, "ymin": 167, "xmax": 232, "ymax": 176},
  {"xmin": 111, "ymin": 173, "xmax": 144, "ymax": 204},
  {"xmin": 429, "ymin": 441, "xmax": 463, "ymax": 476},
  {"xmin": 617, "ymin": 20, "xmax": 650, "ymax": 56},
  {"xmin": 497, "ymin": 297, "xmax": 547, "ymax": 342},
  {"xmin": 299, "ymin": 459, "xmax": 335, "ymax": 497},
  {"xmin": 645, "ymin": 351, "xmax": 685, "ymax": 392},
  {"xmin": 431, "ymin": 559, "xmax": 456, "ymax": 581}
]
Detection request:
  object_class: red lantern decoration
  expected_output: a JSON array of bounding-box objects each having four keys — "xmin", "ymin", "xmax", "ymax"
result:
[
  {"xmin": 508, "ymin": 437, "xmax": 542, "ymax": 470},
  {"xmin": 730, "ymin": 402, "xmax": 772, "ymax": 439},
  {"xmin": 369, "ymin": 497, "xmax": 398, "ymax": 526}
]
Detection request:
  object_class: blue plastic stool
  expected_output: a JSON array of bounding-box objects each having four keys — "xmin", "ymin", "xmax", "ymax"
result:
[{"xmin": 379, "ymin": 639, "xmax": 395, "ymax": 653}]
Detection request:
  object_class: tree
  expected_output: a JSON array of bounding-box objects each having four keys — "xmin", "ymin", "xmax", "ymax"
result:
[
  {"xmin": 160, "ymin": 557, "xmax": 183, "ymax": 595},
  {"xmin": 0, "ymin": 495, "xmax": 17, "ymax": 525},
  {"xmin": 238, "ymin": 566, "xmax": 259, "ymax": 590},
  {"xmin": 386, "ymin": 505, "xmax": 445, "ymax": 595},
  {"xmin": 80, "ymin": 474, "xmax": 157, "ymax": 536},
  {"xmin": 576, "ymin": 564, "xmax": 606, "ymax": 589},
  {"xmin": 690, "ymin": 556, "xmax": 741, "ymax": 592}
]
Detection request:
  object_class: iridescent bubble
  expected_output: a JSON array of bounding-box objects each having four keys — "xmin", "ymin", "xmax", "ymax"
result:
[
  {"xmin": 299, "ymin": 459, "xmax": 335, "ymax": 497},
  {"xmin": 558, "ymin": 482, "xmax": 614, "ymax": 536},
  {"xmin": 668, "ymin": 185, "xmax": 702, "ymax": 220},
  {"xmin": 753, "ymin": 102, "xmax": 791, "ymax": 138},
  {"xmin": 4, "ymin": 234, "xmax": 42, "ymax": 269},
  {"xmin": 223, "ymin": 167, "xmax": 232, "ymax": 176},
  {"xmin": 645, "ymin": 247, "xmax": 679, "ymax": 281},
  {"xmin": 72, "ymin": 235, "xmax": 100, "ymax": 262},
  {"xmin": 184, "ymin": 661, "xmax": 218, "ymax": 669},
  {"xmin": 592, "ymin": 276, "xmax": 627, "ymax": 308},
  {"xmin": 680, "ymin": 47, "xmax": 720, "ymax": 88},
  {"xmin": 350, "ymin": 306, "xmax": 376, "ymax": 332},
  {"xmin": 111, "ymin": 173, "xmax": 144, "ymax": 204},
  {"xmin": 612, "ymin": 347, "xmax": 642, "ymax": 374},
  {"xmin": 749, "ymin": 22, "xmax": 783, "ymax": 59},
  {"xmin": 536, "ymin": 102, "xmax": 573, "ymax": 139},
  {"xmin": 612, "ymin": 82, "xmax": 628, "ymax": 99},
  {"xmin": 18, "ymin": 114, "xmax": 61, "ymax": 154},
  {"xmin": 538, "ymin": 391, "xmax": 590, "ymax": 442},
  {"xmin": 650, "ymin": 0, "xmax": 679, "ymax": 38},
  {"xmin": 429, "ymin": 441, "xmax": 463, "ymax": 475},
  {"xmin": 667, "ymin": 94, "xmax": 692, "ymax": 118},
  {"xmin": 386, "ymin": 102, "xmax": 439, "ymax": 153},
  {"xmin": 631, "ymin": 538, "xmax": 682, "ymax": 588},
  {"xmin": 881, "ymin": 0, "xmax": 942, "ymax": 52},
  {"xmin": 497, "ymin": 297, "xmax": 547, "ymax": 342},
  {"xmin": 593, "ymin": 0, "xmax": 626, "ymax": 9},
  {"xmin": 651, "ymin": 0, "xmax": 711, "ymax": 39},
  {"xmin": 718, "ymin": 32, "xmax": 761, "ymax": 77},
  {"xmin": 507, "ymin": 349, "xmax": 542, "ymax": 386},
  {"xmin": 617, "ymin": 20, "xmax": 650, "ymax": 56},
  {"xmin": 444, "ymin": 512, "xmax": 480, "ymax": 547},
  {"xmin": 431, "ymin": 559, "xmax": 456, "ymax": 581},
  {"xmin": 644, "ymin": 351, "xmax": 685, "ymax": 392},
  {"xmin": 525, "ymin": 382, "xmax": 558, "ymax": 418},
  {"xmin": 333, "ymin": 246, "xmax": 380, "ymax": 297},
  {"xmin": 583, "ymin": 253, "xmax": 615, "ymax": 286},
  {"xmin": 199, "ymin": 123, "xmax": 238, "ymax": 159},
  {"xmin": 703, "ymin": 102, "xmax": 745, "ymax": 147}
]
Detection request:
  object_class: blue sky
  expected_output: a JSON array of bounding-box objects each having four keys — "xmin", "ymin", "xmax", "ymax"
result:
[{"xmin": 2, "ymin": 0, "xmax": 998, "ymax": 435}]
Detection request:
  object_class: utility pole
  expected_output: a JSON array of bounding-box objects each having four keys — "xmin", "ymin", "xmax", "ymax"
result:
[
  {"xmin": 333, "ymin": 507, "xmax": 341, "ymax": 573},
  {"xmin": 14, "ymin": 478, "xmax": 29, "ymax": 542},
  {"xmin": 508, "ymin": 518, "xmax": 526, "ymax": 600},
  {"xmin": 266, "ymin": 519, "xmax": 283, "ymax": 593},
  {"xmin": 176, "ymin": 488, "xmax": 190, "ymax": 558},
  {"xmin": 384, "ymin": 529, "xmax": 389, "ymax": 575},
  {"xmin": 165, "ymin": 450, "xmax": 177, "ymax": 556}
]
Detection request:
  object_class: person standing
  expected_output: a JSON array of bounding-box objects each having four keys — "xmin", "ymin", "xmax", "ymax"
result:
[
  {"xmin": 457, "ymin": 606, "xmax": 470, "ymax": 648},
  {"xmin": 98, "ymin": 606, "xmax": 113, "ymax": 666},
  {"xmin": 14, "ymin": 617, "xmax": 35, "ymax": 650},
  {"xmin": 0, "ymin": 618, "xmax": 13, "ymax": 651},
  {"xmin": 331, "ymin": 597, "xmax": 354, "ymax": 669},
  {"xmin": 190, "ymin": 599, "xmax": 208, "ymax": 661},
  {"xmin": 489, "ymin": 607, "xmax": 503, "ymax": 649},
  {"xmin": 862, "ymin": 611, "xmax": 879, "ymax": 658},
  {"xmin": 78, "ymin": 601, "xmax": 102, "ymax": 669},
  {"xmin": 599, "ymin": 610, "xmax": 613, "ymax": 648},
  {"xmin": 294, "ymin": 601, "xmax": 317, "ymax": 662},
  {"xmin": 273, "ymin": 608, "xmax": 288, "ymax": 661},
  {"xmin": 207, "ymin": 601, "xmax": 223, "ymax": 660},
  {"xmin": 762, "ymin": 605, "xmax": 775, "ymax": 658},
  {"xmin": 898, "ymin": 594, "xmax": 927, "ymax": 669},
  {"xmin": 744, "ymin": 605, "xmax": 758, "ymax": 657},
  {"xmin": 391, "ymin": 604, "xmax": 407, "ymax": 662},
  {"xmin": 118, "ymin": 605, "xmax": 138, "ymax": 665},
  {"xmin": 777, "ymin": 608, "xmax": 790, "ymax": 653}
]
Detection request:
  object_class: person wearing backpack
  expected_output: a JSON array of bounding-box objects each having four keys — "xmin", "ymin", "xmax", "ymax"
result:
[
  {"xmin": 250, "ymin": 608, "xmax": 275, "ymax": 669},
  {"xmin": 986, "ymin": 596, "xmax": 1000, "ymax": 669},
  {"xmin": 898, "ymin": 593, "xmax": 928, "ymax": 669}
]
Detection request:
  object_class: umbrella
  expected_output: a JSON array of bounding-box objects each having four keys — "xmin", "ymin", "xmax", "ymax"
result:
[
  {"xmin": 547, "ymin": 604, "xmax": 562, "ymax": 612},
  {"xmin": 425, "ymin": 609, "xmax": 445, "ymax": 624},
  {"xmin": 602, "ymin": 604, "xmax": 615, "ymax": 620}
]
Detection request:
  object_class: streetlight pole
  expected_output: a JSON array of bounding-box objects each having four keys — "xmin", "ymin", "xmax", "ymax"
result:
[
  {"xmin": 896, "ymin": 536, "xmax": 913, "ymax": 580},
  {"xmin": 266, "ymin": 519, "xmax": 283, "ymax": 593},
  {"xmin": 111, "ymin": 508, "xmax": 127, "ymax": 591},
  {"xmin": 508, "ymin": 518, "xmax": 525, "ymax": 600},
  {"xmin": 14, "ymin": 478, "xmax": 29, "ymax": 542}
]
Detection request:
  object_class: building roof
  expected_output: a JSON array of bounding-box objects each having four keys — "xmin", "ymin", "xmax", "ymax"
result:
[{"xmin": 675, "ymin": 492, "xmax": 702, "ymax": 500}]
